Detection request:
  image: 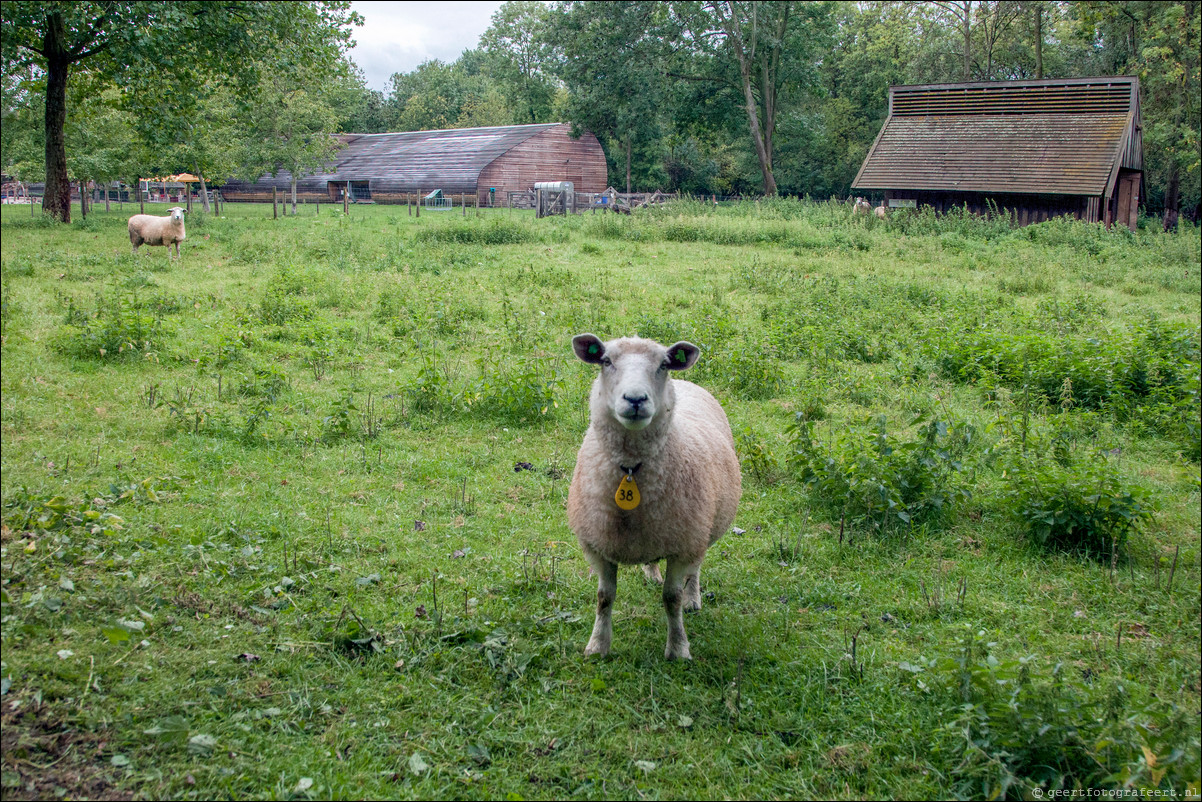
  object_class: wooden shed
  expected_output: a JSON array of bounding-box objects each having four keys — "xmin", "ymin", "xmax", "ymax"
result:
[
  {"xmin": 852, "ymin": 77, "xmax": 1144, "ymax": 231},
  {"xmin": 220, "ymin": 122, "xmax": 608, "ymax": 207}
]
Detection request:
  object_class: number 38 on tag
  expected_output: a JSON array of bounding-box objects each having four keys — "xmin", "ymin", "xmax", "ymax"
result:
[{"xmin": 615, "ymin": 475, "xmax": 641, "ymax": 510}]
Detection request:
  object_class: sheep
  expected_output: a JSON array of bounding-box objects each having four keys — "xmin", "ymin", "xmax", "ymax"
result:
[
  {"xmin": 853, "ymin": 196, "xmax": 871, "ymax": 216},
  {"xmin": 875, "ymin": 201, "xmax": 887, "ymax": 220},
  {"xmin": 567, "ymin": 334, "xmax": 741, "ymax": 660},
  {"xmin": 128, "ymin": 206, "xmax": 186, "ymax": 258}
]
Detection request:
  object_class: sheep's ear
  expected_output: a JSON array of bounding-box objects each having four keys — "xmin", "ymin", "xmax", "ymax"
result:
[
  {"xmin": 664, "ymin": 341, "xmax": 699, "ymax": 371},
  {"xmin": 573, "ymin": 333, "xmax": 606, "ymax": 365}
]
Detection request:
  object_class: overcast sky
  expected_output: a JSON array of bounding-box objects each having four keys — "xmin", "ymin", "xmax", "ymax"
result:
[{"xmin": 347, "ymin": 1, "xmax": 507, "ymax": 92}]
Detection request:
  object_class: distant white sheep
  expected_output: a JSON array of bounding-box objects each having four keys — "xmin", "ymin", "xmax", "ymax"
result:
[
  {"xmin": 875, "ymin": 201, "xmax": 887, "ymax": 220},
  {"xmin": 567, "ymin": 334, "xmax": 741, "ymax": 660},
  {"xmin": 853, "ymin": 196, "xmax": 871, "ymax": 216},
  {"xmin": 128, "ymin": 207, "xmax": 186, "ymax": 258}
]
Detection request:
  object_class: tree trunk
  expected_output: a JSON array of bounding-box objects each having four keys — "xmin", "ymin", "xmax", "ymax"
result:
[
  {"xmin": 78, "ymin": 181, "xmax": 87, "ymax": 219},
  {"xmin": 738, "ymin": 60, "xmax": 777, "ymax": 195},
  {"xmin": 104, "ymin": 181, "xmax": 111, "ymax": 212},
  {"xmin": 1162, "ymin": 167, "xmax": 1180, "ymax": 232},
  {"xmin": 719, "ymin": 2, "xmax": 779, "ymax": 196},
  {"xmin": 1034, "ymin": 4, "xmax": 1043, "ymax": 79},
  {"xmin": 291, "ymin": 176, "xmax": 298, "ymax": 215},
  {"xmin": 198, "ymin": 173, "xmax": 211, "ymax": 213},
  {"xmin": 42, "ymin": 14, "xmax": 72, "ymax": 223},
  {"xmin": 962, "ymin": 1, "xmax": 973, "ymax": 81},
  {"xmin": 625, "ymin": 137, "xmax": 632, "ymax": 195}
]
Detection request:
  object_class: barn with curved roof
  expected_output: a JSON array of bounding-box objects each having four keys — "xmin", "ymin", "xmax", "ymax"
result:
[{"xmin": 220, "ymin": 122, "xmax": 608, "ymax": 206}]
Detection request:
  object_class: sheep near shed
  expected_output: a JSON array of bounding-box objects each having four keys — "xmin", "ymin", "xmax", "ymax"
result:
[
  {"xmin": 853, "ymin": 196, "xmax": 871, "ymax": 216},
  {"xmin": 128, "ymin": 206, "xmax": 186, "ymax": 258},
  {"xmin": 567, "ymin": 334, "xmax": 741, "ymax": 660},
  {"xmin": 875, "ymin": 201, "xmax": 887, "ymax": 220}
]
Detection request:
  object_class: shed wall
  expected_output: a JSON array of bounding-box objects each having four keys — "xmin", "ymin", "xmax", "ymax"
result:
[{"xmin": 477, "ymin": 128, "xmax": 607, "ymax": 206}]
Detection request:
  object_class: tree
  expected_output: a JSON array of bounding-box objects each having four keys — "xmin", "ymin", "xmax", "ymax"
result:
[
  {"xmin": 480, "ymin": 1, "xmax": 557, "ymax": 124},
  {"xmin": 239, "ymin": 67, "xmax": 343, "ymax": 214},
  {"xmin": 0, "ymin": 1, "xmax": 360, "ymax": 222},
  {"xmin": 548, "ymin": 1, "xmax": 671, "ymax": 192},
  {"xmin": 667, "ymin": 1, "xmax": 833, "ymax": 196}
]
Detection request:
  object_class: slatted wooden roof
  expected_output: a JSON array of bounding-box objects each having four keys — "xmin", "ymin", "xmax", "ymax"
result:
[
  {"xmin": 225, "ymin": 123, "xmax": 567, "ymax": 196},
  {"xmin": 853, "ymin": 77, "xmax": 1142, "ymax": 198}
]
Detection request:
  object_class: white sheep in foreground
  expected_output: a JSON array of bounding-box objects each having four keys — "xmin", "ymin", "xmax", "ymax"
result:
[
  {"xmin": 128, "ymin": 206, "xmax": 186, "ymax": 258},
  {"xmin": 567, "ymin": 334, "xmax": 741, "ymax": 660},
  {"xmin": 875, "ymin": 201, "xmax": 887, "ymax": 220},
  {"xmin": 853, "ymin": 196, "xmax": 871, "ymax": 216}
]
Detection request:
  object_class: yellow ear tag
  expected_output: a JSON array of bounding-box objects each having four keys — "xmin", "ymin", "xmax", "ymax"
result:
[{"xmin": 615, "ymin": 474, "xmax": 640, "ymax": 510}]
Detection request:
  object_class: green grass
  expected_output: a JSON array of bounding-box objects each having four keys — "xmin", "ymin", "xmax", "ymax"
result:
[{"xmin": 2, "ymin": 198, "xmax": 1199, "ymax": 800}]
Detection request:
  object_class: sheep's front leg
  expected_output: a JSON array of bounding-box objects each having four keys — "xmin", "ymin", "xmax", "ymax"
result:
[
  {"xmin": 584, "ymin": 556, "xmax": 617, "ymax": 657},
  {"xmin": 663, "ymin": 558, "xmax": 701, "ymax": 660}
]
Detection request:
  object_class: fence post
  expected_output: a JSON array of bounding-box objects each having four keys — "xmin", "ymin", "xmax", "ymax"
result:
[
  {"xmin": 344, "ymin": 181, "xmax": 349, "ymax": 214},
  {"xmin": 416, "ymin": 189, "xmax": 421, "ymax": 218},
  {"xmin": 273, "ymin": 186, "xmax": 278, "ymax": 219}
]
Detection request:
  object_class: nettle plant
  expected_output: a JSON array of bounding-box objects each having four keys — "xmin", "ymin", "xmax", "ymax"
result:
[
  {"xmin": 1001, "ymin": 449, "xmax": 1153, "ymax": 556},
  {"xmin": 789, "ymin": 414, "xmax": 977, "ymax": 533},
  {"xmin": 54, "ymin": 289, "xmax": 171, "ymax": 360}
]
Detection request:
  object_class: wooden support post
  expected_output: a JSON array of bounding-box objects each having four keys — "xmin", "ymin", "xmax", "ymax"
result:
[
  {"xmin": 139, "ymin": 179, "xmax": 144, "ymax": 215},
  {"xmin": 408, "ymin": 195, "xmax": 412, "ymax": 216},
  {"xmin": 462, "ymin": 193, "xmax": 466, "ymax": 216},
  {"xmin": 273, "ymin": 186, "xmax": 278, "ymax": 219},
  {"xmin": 344, "ymin": 181, "xmax": 350, "ymax": 214},
  {"xmin": 416, "ymin": 189, "xmax": 420, "ymax": 218}
]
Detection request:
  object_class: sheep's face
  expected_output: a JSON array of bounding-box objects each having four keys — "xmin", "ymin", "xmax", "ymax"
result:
[
  {"xmin": 572, "ymin": 334, "xmax": 699, "ymax": 432},
  {"xmin": 168, "ymin": 207, "xmax": 185, "ymax": 223}
]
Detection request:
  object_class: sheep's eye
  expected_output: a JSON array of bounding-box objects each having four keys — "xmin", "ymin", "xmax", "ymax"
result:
[{"xmin": 600, "ymin": 357, "xmax": 612, "ymax": 367}]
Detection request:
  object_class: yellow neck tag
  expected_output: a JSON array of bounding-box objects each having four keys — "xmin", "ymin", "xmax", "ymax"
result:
[{"xmin": 615, "ymin": 474, "xmax": 640, "ymax": 510}]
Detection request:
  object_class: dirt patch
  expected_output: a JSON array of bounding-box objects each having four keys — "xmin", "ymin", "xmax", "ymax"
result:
[{"xmin": 1, "ymin": 697, "xmax": 132, "ymax": 800}]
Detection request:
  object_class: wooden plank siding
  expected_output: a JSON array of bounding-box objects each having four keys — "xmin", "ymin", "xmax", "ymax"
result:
[
  {"xmin": 477, "ymin": 127, "xmax": 607, "ymax": 206},
  {"xmin": 854, "ymin": 77, "xmax": 1144, "ymax": 231}
]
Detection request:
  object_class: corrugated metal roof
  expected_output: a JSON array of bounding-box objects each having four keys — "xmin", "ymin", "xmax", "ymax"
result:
[
  {"xmin": 853, "ymin": 77, "xmax": 1141, "ymax": 197},
  {"xmin": 224, "ymin": 123, "xmax": 564, "ymax": 195}
]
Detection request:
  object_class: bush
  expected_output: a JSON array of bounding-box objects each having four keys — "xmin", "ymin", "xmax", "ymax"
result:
[
  {"xmin": 789, "ymin": 415, "xmax": 976, "ymax": 532},
  {"xmin": 469, "ymin": 355, "xmax": 562, "ymax": 424},
  {"xmin": 1001, "ymin": 451, "xmax": 1153, "ymax": 556},
  {"xmin": 923, "ymin": 627, "xmax": 1200, "ymax": 797}
]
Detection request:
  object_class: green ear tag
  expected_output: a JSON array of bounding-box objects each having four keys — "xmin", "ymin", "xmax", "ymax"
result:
[
  {"xmin": 674, "ymin": 348, "xmax": 687, "ymax": 364},
  {"xmin": 615, "ymin": 475, "xmax": 640, "ymax": 510},
  {"xmin": 588, "ymin": 343, "xmax": 600, "ymax": 355}
]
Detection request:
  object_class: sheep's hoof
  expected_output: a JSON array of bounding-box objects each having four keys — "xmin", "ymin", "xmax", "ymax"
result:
[
  {"xmin": 664, "ymin": 643, "xmax": 692, "ymax": 661},
  {"xmin": 584, "ymin": 637, "xmax": 610, "ymax": 657},
  {"xmin": 683, "ymin": 599, "xmax": 702, "ymax": 613},
  {"xmin": 642, "ymin": 563, "xmax": 663, "ymax": 584}
]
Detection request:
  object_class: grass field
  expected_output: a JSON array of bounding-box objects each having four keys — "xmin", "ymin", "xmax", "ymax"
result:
[{"xmin": 1, "ymin": 198, "xmax": 1199, "ymax": 800}]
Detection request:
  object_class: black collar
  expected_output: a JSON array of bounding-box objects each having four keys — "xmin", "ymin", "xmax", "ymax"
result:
[{"xmin": 619, "ymin": 462, "xmax": 642, "ymax": 478}]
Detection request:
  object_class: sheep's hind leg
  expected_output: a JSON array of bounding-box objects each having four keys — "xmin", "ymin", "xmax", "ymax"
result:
[
  {"xmin": 663, "ymin": 558, "xmax": 701, "ymax": 660},
  {"xmin": 683, "ymin": 565, "xmax": 702, "ymax": 612},
  {"xmin": 642, "ymin": 562, "xmax": 663, "ymax": 584},
  {"xmin": 584, "ymin": 555, "xmax": 617, "ymax": 657}
]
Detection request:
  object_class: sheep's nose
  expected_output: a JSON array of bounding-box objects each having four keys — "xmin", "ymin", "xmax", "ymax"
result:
[{"xmin": 623, "ymin": 393, "xmax": 648, "ymax": 410}]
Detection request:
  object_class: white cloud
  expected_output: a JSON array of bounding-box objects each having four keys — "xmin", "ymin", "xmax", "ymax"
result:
[{"xmin": 348, "ymin": 1, "xmax": 506, "ymax": 92}]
